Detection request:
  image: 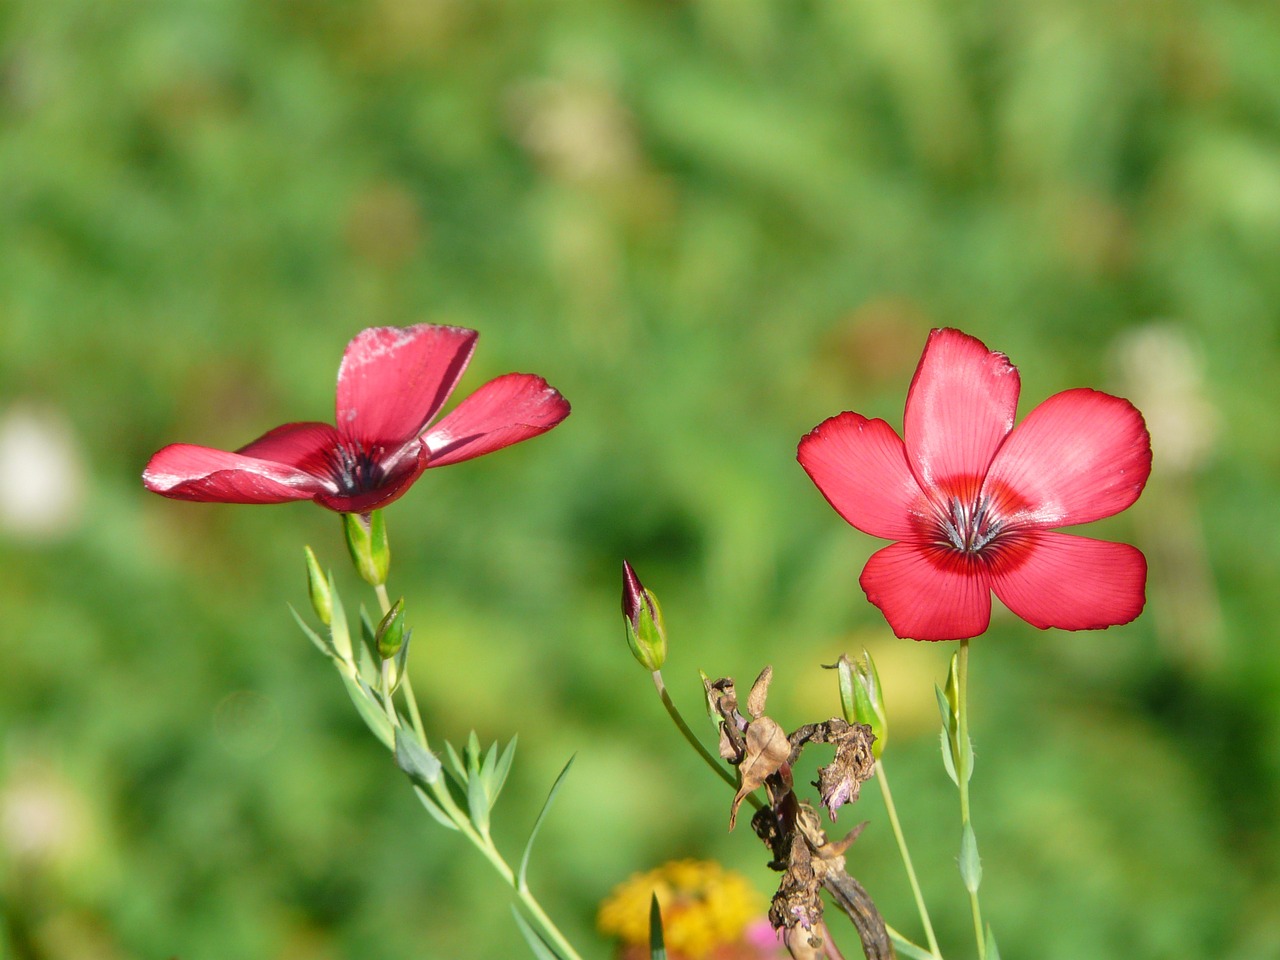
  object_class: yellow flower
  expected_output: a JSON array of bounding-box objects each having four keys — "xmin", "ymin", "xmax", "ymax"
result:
[{"xmin": 597, "ymin": 860, "xmax": 766, "ymax": 960}]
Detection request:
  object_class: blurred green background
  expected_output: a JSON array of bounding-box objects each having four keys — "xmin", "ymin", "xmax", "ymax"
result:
[{"xmin": 2, "ymin": 1, "xmax": 1279, "ymax": 958}]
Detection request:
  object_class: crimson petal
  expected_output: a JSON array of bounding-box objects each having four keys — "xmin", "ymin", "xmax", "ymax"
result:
[
  {"xmin": 335, "ymin": 324, "xmax": 478, "ymax": 446},
  {"xmin": 423, "ymin": 373, "xmax": 571, "ymax": 468},
  {"xmin": 859, "ymin": 541, "xmax": 993, "ymax": 641},
  {"xmin": 237, "ymin": 422, "xmax": 342, "ymax": 474},
  {"xmin": 904, "ymin": 329, "xmax": 1020, "ymax": 494},
  {"xmin": 990, "ymin": 531, "xmax": 1147, "ymax": 630},
  {"xmin": 984, "ymin": 388, "xmax": 1152, "ymax": 528},
  {"xmin": 798, "ymin": 413, "xmax": 924, "ymax": 540},
  {"xmin": 143, "ymin": 444, "xmax": 331, "ymax": 504}
]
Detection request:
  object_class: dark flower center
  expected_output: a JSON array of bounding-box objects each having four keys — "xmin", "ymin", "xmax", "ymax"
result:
[
  {"xmin": 937, "ymin": 494, "xmax": 1006, "ymax": 554},
  {"xmin": 916, "ymin": 477, "xmax": 1028, "ymax": 564},
  {"xmin": 328, "ymin": 440, "xmax": 388, "ymax": 495}
]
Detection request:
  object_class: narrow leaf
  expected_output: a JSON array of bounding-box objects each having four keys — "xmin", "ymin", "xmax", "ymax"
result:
[
  {"xmin": 467, "ymin": 730, "xmax": 483, "ymax": 775},
  {"xmin": 340, "ymin": 673, "xmax": 394, "ymax": 749},
  {"xmin": 986, "ymin": 925, "xmax": 1001, "ymax": 960},
  {"xmin": 289, "ymin": 604, "xmax": 333, "ymax": 658},
  {"xmin": 412, "ymin": 785, "xmax": 460, "ymax": 831},
  {"xmin": 444, "ymin": 740, "xmax": 468, "ymax": 783},
  {"xmin": 510, "ymin": 907, "xmax": 565, "ymax": 960},
  {"xmin": 960, "ymin": 731, "xmax": 975, "ymax": 783},
  {"xmin": 959, "ymin": 821, "xmax": 983, "ymax": 893},
  {"xmin": 934, "ymin": 683, "xmax": 954, "ymax": 733},
  {"xmin": 940, "ymin": 729, "xmax": 959, "ymax": 787},
  {"xmin": 480, "ymin": 740, "xmax": 500, "ymax": 787},
  {"xmin": 492, "ymin": 736, "xmax": 518, "ymax": 802},
  {"xmin": 468, "ymin": 763, "xmax": 491, "ymax": 834},
  {"xmin": 326, "ymin": 573, "xmax": 353, "ymax": 665},
  {"xmin": 648, "ymin": 894, "xmax": 668, "ymax": 960},
  {"xmin": 394, "ymin": 728, "xmax": 442, "ymax": 787},
  {"xmin": 518, "ymin": 755, "xmax": 576, "ymax": 892},
  {"xmin": 886, "ymin": 929, "xmax": 935, "ymax": 960}
]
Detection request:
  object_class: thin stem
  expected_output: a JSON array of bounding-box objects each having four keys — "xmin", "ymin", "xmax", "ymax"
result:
[
  {"xmin": 374, "ymin": 582, "xmax": 392, "ymax": 614},
  {"xmin": 956, "ymin": 639, "xmax": 986, "ymax": 960},
  {"xmin": 651, "ymin": 670, "xmax": 760, "ymax": 808},
  {"xmin": 875, "ymin": 759, "xmax": 942, "ymax": 958}
]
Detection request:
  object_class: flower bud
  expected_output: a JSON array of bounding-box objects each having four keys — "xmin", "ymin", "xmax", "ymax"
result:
[
  {"xmin": 343, "ymin": 510, "xmax": 390, "ymax": 586},
  {"xmin": 621, "ymin": 560, "xmax": 667, "ymax": 672},
  {"xmin": 303, "ymin": 546, "xmax": 332, "ymax": 626},
  {"xmin": 376, "ymin": 598, "xmax": 406, "ymax": 660},
  {"xmin": 838, "ymin": 651, "xmax": 888, "ymax": 759}
]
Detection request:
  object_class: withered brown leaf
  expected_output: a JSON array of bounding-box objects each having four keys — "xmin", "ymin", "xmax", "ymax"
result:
[{"xmin": 729, "ymin": 716, "xmax": 789, "ymax": 829}]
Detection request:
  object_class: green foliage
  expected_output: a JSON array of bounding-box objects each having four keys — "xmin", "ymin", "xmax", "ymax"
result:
[{"xmin": 2, "ymin": 1, "xmax": 1279, "ymax": 958}]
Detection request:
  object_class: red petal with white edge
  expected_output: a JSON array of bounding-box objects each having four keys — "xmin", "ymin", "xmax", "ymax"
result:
[
  {"xmin": 335, "ymin": 325, "xmax": 478, "ymax": 445},
  {"xmin": 859, "ymin": 541, "xmax": 993, "ymax": 641},
  {"xmin": 142, "ymin": 444, "xmax": 331, "ymax": 504},
  {"xmin": 990, "ymin": 531, "xmax": 1146, "ymax": 630},
  {"xmin": 798, "ymin": 413, "xmax": 924, "ymax": 540},
  {"xmin": 984, "ymin": 388, "xmax": 1151, "ymax": 527},
  {"xmin": 423, "ymin": 373, "xmax": 570, "ymax": 468},
  {"xmin": 903, "ymin": 329, "xmax": 1020, "ymax": 494}
]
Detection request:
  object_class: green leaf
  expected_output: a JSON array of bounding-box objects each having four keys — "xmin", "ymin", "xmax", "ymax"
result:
[
  {"xmin": 934, "ymin": 683, "xmax": 955, "ymax": 733},
  {"xmin": 960, "ymin": 730, "xmax": 975, "ymax": 783},
  {"xmin": 467, "ymin": 730, "xmax": 483, "ymax": 775},
  {"xmin": 510, "ymin": 907, "xmax": 564, "ymax": 960},
  {"xmin": 986, "ymin": 925, "xmax": 1001, "ymax": 960},
  {"xmin": 959, "ymin": 821, "xmax": 983, "ymax": 893},
  {"xmin": 886, "ymin": 929, "xmax": 936, "ymax": 960},
  {"xmin": 289, "ymin": 604, "xmax": 333, "ymax": 658},
  {"xmin": 394, "ymin": 728, "xmax": 441, "ymax": 787},
  {"xmin": 468, "ymin": 760, "xmax": 491, "ymax": 834},
  {"xmin": 326, "ymin": 573, "xmax": 354, "ymax": 665},
  {"xmin": 648, "ymin": 894, "xmax": 667, "ymax": 960},
  {"xmin": 412, "ymin": 785, "xmax": 459, "ymax": 832},
  {"xmin": 340, "ymin": 673, "xmax": 394, "ymax": 749},
  {"xmin": 940, "ymin": 728, "xmax": 959, "ymax": 786},
  {"xmin": 518, "ymin": 755, "xmax": 575, "ymax": 892},
  {"xmin": 492, "ymin": 736, "xmax": 518, "ymax": 802},
  {"xmin": 444, "ymin": 740, "xmax": 468, "ymax": 784}
]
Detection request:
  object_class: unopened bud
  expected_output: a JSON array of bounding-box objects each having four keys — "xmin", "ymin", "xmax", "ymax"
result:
[
  {"xmin": 343, "ymin": 510, "xmax": 390, "ymax": 586},
  {"xmin": 376, "ymin": 598, "xmax": 406, "ymax": 660},
  {"xmin": 621, "ymin": 560, "xmax": 667, "ymax": 672},
  {"xmin": 304, "ymin": 546, "xmax": 332, "ymax": 626},
  {"xmin": 832, "ymin": 651, "xmax": 889, "ymax": 759}
]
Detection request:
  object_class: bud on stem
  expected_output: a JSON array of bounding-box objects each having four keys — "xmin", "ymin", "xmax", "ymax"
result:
[
  {"xmin": 621, "ymin": 560, "xmax": 667, "ymax": 672},
  {"xmin": 832, "ymin": 651, "xmax": 889, "ymax": 759},
  {"xmin": 343, "ymin": 510, "xmax": 390, "ymax": 586},
  {"xmin": 376, "ymin": 597, "xmax": 406, "ymax": 660},
  {"xmin": 303, "ymin": 546, "xmax": 332, "ymax": 626}
]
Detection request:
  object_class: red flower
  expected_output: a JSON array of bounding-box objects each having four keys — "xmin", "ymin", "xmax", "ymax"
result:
[
  {"xmin": 143, "ymin": 324, "xmax": 570, "ymax": 514},
  {"xmin": 798, "ymin": 328, "xmax": 1150, "ymax": 641}
]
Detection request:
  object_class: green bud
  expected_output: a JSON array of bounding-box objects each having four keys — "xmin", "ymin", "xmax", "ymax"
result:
[
  {"xmin": 831, "ymin": 651, "xmax": 889, "ymax": 759},
  {"xmin": 343, "ymin": 510, "xmax": 390, "ymax": 587},
  {"xmin": 376, "ymin": 598, "xmax": 406, "ymax": 660},
  {"xmin": 621, "ymin": 560, "xmax": 667, "ymax": 672},
  {"xmin": 303, "ymin": 546, "xmax": 332, "ymax": 626}
]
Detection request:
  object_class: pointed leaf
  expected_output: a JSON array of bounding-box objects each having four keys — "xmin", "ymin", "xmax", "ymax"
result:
[
  {"xmin": 327, "ymin": 574, "xmax": 354, "ymax": 665},
  {"xmin": 960, "ymin": 730, "xmax": 975, "ymax": 784},
  {"xmin": 648, "ymin": 894, "xmax": 668, "ymax": 960},
  {"xmin": 492, "ymin": 736, "xmax": 518, "ymax": 802},
  {"xmin": 340, "ymin": 673, "xmax": 394, "ymax": 749},
  {"xmin": 444, "ymin": 740, "xmax": 469, "ymax": 784},
  {"xmin": 959, "ymin": 822, "xmax": 983, "ymax": 893},
  {"xmin": 289, "ymin": 604, "xmax": 334, "ymax": 658},
  {"xmin": 481, "ymin": 740, "xmax": 500, "ymax": 786},
  {"xmin": 940, "ymin": 728, "xmax": 959, "ymax": 787},
  {"xmin": 886, "ymin": 929, "xmax": 935, "ymax": 960},
  {"xmin": 468, "ymin": 762, "xmax": 491, "ymax": 834},
  {"xmin": 518, "ymin": 755, "xmax": 575, "ymax": 892},
  {"xmin": 467, "ymin": 730, "xmax": 483, "ymax": 775},
  {"xmin": 412, "ymin": 785, "xmax": 460, "ymax": 831},
  {"xmin": 510, "ymin": 907, "xmax": 565, "ymax": 960},
  {"xmin": 395, "ymin": 728, "xmax": 442, "ymax": 787},
  {"xmin": 934, "ymin": 683, "xmax": 955, "ymax": 733},
  {"xmin": 986, "ymin": 925, "xmax": 1001, "ymax": 960}
]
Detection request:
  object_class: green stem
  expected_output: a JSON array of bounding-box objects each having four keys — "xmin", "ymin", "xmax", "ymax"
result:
[
  {"xmin": 956, "ymin": 639, "xmax": 986, "ymax": 960},
  {"xmin": 876, "ymin": 759, "xmax": 942, "ymax": 958},
  {"xmin": 651, "ymin": 671, "xmax": 762, "ymax": 810}
]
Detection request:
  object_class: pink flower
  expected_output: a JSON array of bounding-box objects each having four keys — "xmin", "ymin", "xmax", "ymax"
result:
[
  {"xmin": 798, "ymin": 328, "xmax": 1151, "ymax": 641},
  {"xmin": 143, "ymin": 324, "xmax": 570, "ymax": 514}
]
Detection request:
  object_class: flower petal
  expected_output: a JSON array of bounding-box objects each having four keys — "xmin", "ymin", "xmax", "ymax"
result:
[
  {"xmin": 142, "ymin": 443, "xmax": 331, "ymax": 504},
  {"xmin": 904, "ymin": 328, "xmax": 1020, "ymax": 493},
  {"xmin": 237, "ymin": 422, "xmax": 341, "ymax": 472},
  {"xmin": 990, "ymin": 531, "xmax": 1147, "ymax": 630},
  {"xmin": 422, "ymin": 373, "xmax": 570, "ymax": 468},
  {"xmin": 335, "ymin": 324, "xmax": 478, "ymax": 445},
  {"xmin": 859, "ymin": 541, "xmax": 993, "ymax": 641},
  {"xmin": 798, "ymin": 412, "xmax": 924, "ymax": 540},
  {"xmin": 985, "ymin": 388, "xmax": 1152, "ymax": 527}
]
